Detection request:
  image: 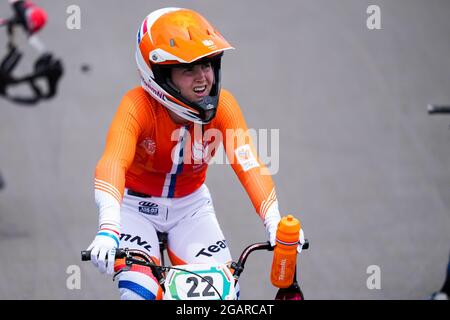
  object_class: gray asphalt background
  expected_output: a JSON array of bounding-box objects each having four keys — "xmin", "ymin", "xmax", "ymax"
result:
[{"xmin": 0, "ymin": 0, "xmax": 449, "ymax": 299}]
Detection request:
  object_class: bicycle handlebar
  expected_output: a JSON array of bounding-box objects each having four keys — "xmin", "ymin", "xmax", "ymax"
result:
[
  {"xmin": 81, "ymin": 239, "xmax": 309, "ymax": 262},
  {"xmin": 81, "ymin": 239, "xmax": 309, "ymax": 299},
  {"xmin": 427, "ymin": 104, "xmax": 450, "ymax": 114},
  {"xmin": 231, "ymin": 239, "xmax": 309, "ymax": 279},
  {"xmin": 81, "ymin": 238, "xmax": 310, "ymax": 281},
  {"xmin": 81, "ymin": 248, "xmax": 126, "ymax": 261}
]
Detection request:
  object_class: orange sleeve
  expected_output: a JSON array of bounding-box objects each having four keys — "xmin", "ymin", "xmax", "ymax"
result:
[
  {"xmin": 216, "ymin": 89, "xmax": 277, "ymax": 220},
  {"xmin": 94, "ymin": 91, "xmax": 153, "ymax": 203}
]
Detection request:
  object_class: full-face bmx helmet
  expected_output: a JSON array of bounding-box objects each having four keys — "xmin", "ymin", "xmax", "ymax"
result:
[{"xmin": 135, "ymin": 8, "xmax": 234, "ymax": 124}]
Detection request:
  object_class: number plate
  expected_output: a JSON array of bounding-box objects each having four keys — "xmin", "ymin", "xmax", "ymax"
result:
[{"xmin": 163, "ymin": 263, "xmax": 236, "ymax": 300}]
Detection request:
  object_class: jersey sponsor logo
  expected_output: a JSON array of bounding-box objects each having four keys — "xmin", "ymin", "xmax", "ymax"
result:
[
  {"xmin": 141, "ymin": 137, "xmax": 156, "ymax": 156},
  {"xmin": 235, "ymin": 144, "xmax": 259, "ymax": 172},
  {"xmin": 120, "ymin": 233, "xmax": 152, "ymax": 252},
  {"xmin": 195, "ymin": 240, "xmax": 228, "ymax": 258},
  {"xmin": 138, "ymin": 201, "xmax": 159, "ymax": 215}
]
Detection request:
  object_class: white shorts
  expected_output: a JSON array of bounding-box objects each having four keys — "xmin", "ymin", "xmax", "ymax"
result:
[{"xmin": 119, "ymin": 184, "xmax": 232, "ymax": 266}]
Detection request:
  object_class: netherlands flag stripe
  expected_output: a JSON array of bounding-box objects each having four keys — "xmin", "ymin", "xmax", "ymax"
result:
[
  {"xmin": 100, "ymin": 228, "xmax": 120, "ymax": 236},
  {"xmin": 137, "ymin": 18, "xmax": 148, "ymax": 45},
  {"xmin": 276, "ymin": 239, "xmax": 299, "ymax": 246},
  {"xmin": 167, "ymin": 128, "xmax": 187, "ymax": 198},
  {"xmin": 97, "ymin": 232, "xmax": 120, "ymax": 247},
  {"xmin": 162, "ymin": 126, "xmax": 188, "ymax": 197},
  {"xmin": 167, "ymin": 174, "xmax": 177, "ymax": 198},
  {"xmin": 142, "ymin": 18, "xmax": 148, "ymax": 36},
  {"xmin": 118, "ymin": 281, "xmax": 156, "ymax": 300}
]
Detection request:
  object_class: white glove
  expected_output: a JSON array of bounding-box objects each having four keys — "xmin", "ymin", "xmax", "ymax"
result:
[
  {"xmin": 264, "ymin": 207, "xmax": 281, "ymax": 248},
  {"xmin": 87, "ymin": 230, "xmax": 119, "ymax": 275},
  {"xmin": 89, "ymin": 187, "xmax": 122, "ymax": 274},
  {"xmin": 297, "ymin": 228, "xmax": 306, "ymax": 254},
  {"xmin": 264, "ymin": 206, "xmax": 305, "ymax": 253}
]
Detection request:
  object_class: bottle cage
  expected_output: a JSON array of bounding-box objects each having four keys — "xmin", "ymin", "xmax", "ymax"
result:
[
  {"xmin": 0, "ymin": 15, "xmax": 63, "ymax": 105},
  {"xmin": 274, "ymin": 270, "xmax": 304, "ymax": 300},
  {"xmin": 274, "ymin": 281, "xmax": 304, "ymax": 300}
]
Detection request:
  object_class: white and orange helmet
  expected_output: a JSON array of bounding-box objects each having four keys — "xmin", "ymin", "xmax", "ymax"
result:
[{"xmin": 135, "ymin": 8, "xmax": 234, "ymax": 124}]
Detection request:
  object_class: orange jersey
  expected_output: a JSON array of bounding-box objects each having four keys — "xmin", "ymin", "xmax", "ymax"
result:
[{"xmin": 95, "ymin": 87, "xmax": 277, "ymax": 219}]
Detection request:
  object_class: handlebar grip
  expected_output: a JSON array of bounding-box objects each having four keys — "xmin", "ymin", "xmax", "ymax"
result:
[
  {"xmin": 302, "ymin": 239, "xmax": 309, "ymax": 250},
  {"xmin": 427, "ymin": 104, "xmax": 450, "ymax": 114},
  {"xmin": 81, "ymin": 250, "xmax": 91, "ymax": 261},
  {"xmin": 81, "ymin": 248, "xmax": 128, "ymax": 262}
]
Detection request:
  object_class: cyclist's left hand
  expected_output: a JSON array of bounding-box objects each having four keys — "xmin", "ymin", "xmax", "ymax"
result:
[
  {"xmin": 297, "ymin": 228, "xmax": 306, "ymax": 253},
  {"xmin": 264, "ymin": 211, "xmax": 305, "ymax": 253}
]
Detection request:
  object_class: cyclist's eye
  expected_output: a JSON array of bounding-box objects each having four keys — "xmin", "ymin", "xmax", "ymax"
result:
[{"xmin": 202, "ymin": 63, "xmax": 212, "ymax": 70}]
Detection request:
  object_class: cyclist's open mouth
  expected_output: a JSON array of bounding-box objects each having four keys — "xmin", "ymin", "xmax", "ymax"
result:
[{"xmin": 193, "ymin": 85, "xmax": 207, "ymax": 98}]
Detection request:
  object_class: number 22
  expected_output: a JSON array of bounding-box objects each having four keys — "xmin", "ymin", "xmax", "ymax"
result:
[{"xmin": 186, "ymin": 276, "xmax": 215, "ymax": 297}]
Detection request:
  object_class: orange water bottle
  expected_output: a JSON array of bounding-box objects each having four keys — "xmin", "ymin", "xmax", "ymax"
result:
[{"xmin": 270, "ymin": 215, "xmax": 300, "ymax": 288}]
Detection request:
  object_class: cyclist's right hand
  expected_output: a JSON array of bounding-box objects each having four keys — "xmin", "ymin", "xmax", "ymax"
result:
[{"xmin": 87, "ymin": 230, "xmax": 120, "ymax": 275}]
